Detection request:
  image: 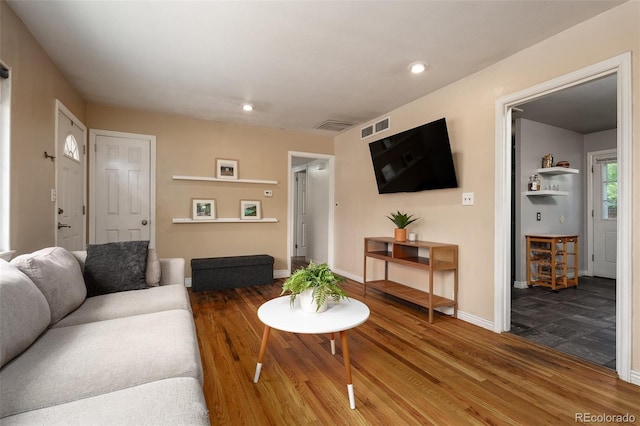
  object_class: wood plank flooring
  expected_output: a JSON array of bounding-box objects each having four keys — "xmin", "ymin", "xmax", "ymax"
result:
[{"xmin": 189, "ymin": 279, "xmax": 640, "ymax": 425}]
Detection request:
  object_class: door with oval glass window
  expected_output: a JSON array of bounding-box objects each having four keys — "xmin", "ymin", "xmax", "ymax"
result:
[{"xmin": 56, "ymin": 103, "xmax": 86, "ymax": 251}]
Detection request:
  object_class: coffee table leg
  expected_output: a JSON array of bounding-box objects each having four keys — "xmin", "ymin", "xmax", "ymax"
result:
[
  {"xmin": 330, "ymin": 332, "xmax": 336, "ymax": 355},
  {"xmin": 253, "ymin": 325, "xmax": 271, "ymax": 383},
  {"xmin": 340, "ymin": 330, "xmax": 356, "ymax": 409}
]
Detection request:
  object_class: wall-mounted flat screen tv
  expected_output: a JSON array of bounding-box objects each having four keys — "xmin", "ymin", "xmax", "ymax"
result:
[{"xmin": 368, "ymin": 118, "xmax": 458, "ymax": 194}]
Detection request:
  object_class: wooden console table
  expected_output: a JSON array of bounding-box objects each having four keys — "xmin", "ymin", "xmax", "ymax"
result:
[
  {"xmin": 363, "ymin": 237, "xmax": 458, "ymax": 323},
  {"xmin": 526, "ymin": 234, "xmax": 578, "ymax": 291}
]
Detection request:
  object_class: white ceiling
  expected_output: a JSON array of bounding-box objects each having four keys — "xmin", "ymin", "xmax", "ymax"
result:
[
  {"xmin": 514, "ymin": 74, "xmax": 617, "ymax": 134},
  {"xmin": 7, "ymin": 0, "xmax": 624, "ymax": 134}
]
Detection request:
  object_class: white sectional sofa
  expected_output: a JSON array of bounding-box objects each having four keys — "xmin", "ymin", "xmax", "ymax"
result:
[{"xmin": 0, "ymin": 245, "xmax": 209, "ymax": 425}]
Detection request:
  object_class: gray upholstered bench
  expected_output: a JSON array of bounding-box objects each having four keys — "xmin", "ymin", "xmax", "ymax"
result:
[{"xmin": 191, "ymin": 255, "xmax": 274, "ymax": 292}]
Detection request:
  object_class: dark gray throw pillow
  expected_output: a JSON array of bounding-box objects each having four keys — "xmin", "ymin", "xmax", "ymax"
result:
[{"xmin": 84, "ymin": 241, "xmax": 149, "ymax": 297}]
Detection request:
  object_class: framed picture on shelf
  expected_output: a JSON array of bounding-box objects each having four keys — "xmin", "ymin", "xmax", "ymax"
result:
[
  {"xmin": 240, "ymin": 200, "xmax": 261, "ymax": 220},
  {"xmin": 216, "ymin": 158, "xmax": 238, "ymax": 180},
  {"xmin": 192, "ymin": 199, "xmax": 216, "ymax": 220}
]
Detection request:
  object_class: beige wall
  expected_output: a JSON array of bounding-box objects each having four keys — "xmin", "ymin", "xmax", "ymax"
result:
[
  {"xmin": 85, "ymin": 104, "xmax": 333, "ymax": 275},
  {"xmin": 1, "ymin": 0, "xmax": 86, "ymax": 254},
  {"xmin": 334, "ymin": 2, "xmax": 640, "ymax": 371}
]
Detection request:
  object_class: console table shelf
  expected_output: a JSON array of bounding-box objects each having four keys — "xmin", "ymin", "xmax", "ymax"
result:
[{"xmin": 363, "ymin": 237, "xmax": 458, "ymax": 323}]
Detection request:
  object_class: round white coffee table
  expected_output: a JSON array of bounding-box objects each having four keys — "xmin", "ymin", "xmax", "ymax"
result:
[{"xmin": 253, "ymin": 296, "xmax": 370, "ymax": 409}]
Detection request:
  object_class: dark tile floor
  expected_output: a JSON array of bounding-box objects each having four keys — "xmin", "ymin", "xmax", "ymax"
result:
[{"xmin": 510, "ymin": 276, "xmax": 616, "ymax": 370}]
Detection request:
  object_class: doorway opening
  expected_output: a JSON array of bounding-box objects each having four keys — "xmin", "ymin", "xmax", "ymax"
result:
[
  {"xmin": 287, "ymin": 151, "xmax": 335, "ymax": 275},
  {"xmin": 494, "ymin": 53, "xmax": 632, "ymax": 381}
]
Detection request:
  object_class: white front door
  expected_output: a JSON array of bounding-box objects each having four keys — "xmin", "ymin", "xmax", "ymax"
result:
[
  {"xmin": 592, "ymin": 152, "xmax": 617, "ymax": 279},
  {"xmin": 295, "ymin": 170, "xmax": 308, "ymax": 258},
  {"xmin": 91, "ymin": 130, "xmax": 155, "ymax": 246},
  {"xmin": 56, "ymin": 103, "xmax": 86, "ymax": 251}
]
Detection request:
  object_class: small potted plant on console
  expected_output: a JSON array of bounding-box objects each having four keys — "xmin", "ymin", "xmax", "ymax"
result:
[
  {"xmin": 281, "ymin": 262, "xmax": 348, "ymax": 313},
  {"xmin": 387, "ymin": 210, "xmax": 419, "ymax": 242}
]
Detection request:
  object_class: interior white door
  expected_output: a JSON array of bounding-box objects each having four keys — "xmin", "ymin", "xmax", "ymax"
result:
[
  {"xmin": 593, "ymin": 153, "xmax": 617, "ymax": 279},
  {"xmin": 56, "ymin": 107, "xmax": 85, "ymax": 251},
  {"xmin": 93, "ymin": 133, "xmax": 151, "ymax": 244},
  {"xmin": 295, "ymin": 170, "xmax": 308, "ymax": 258}
]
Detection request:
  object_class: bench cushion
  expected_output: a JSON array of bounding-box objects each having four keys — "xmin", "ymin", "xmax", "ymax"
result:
[{"xmin": 191, "ymin": 255, "xmax": 274, "ymax": 291}]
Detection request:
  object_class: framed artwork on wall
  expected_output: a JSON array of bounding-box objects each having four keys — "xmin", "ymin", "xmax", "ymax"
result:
[
  {"xmin": 192, "ymin": 199, "xmax": 216, "ymax": 220},
  {"xmin": 216, "ymin": 158, "xmax": 238, "ymax": 180},
  {"xmin": 240, "ymin": 200, "xmax": 261, "ymax": 220}
]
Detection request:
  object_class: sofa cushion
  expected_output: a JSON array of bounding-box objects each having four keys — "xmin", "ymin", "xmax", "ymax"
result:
[
  {"xmin": 0, "ymin": 377, "xmax": 210, "ymax": 426},
  {"xmin": 11, "ymin": 247, "xmax": 86, "ymax": 324},
  {"xmin": 84, "ymin": 241, "xmax": 149, "ymax": 297},
  {"xmin": 52, "ymin": 284, "xmax": 192, "ymax": 328},
  {"xmin": 0, "ymin": 309, "xmax": 203, "ymax": 418},
  {"xmin": 0, "ymin": 261, "xmax": 52, "ymax": 368}
]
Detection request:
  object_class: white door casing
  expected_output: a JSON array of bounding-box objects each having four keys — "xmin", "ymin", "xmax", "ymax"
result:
[
  {"xmin": 90, "ymin": 129, "xmax": 156, "ymax": 248},
  {"xmin": 589, "ymin": 150, "xmax": 617, "ymax": 279},
  {"xmin": 287, "ymin": 151, "xmax": 335, "ymax": 277},
  {"xmin": 55, "ymin": 101, "xmax": 86, "ymax": 251},
  {"xmin": 295, "ymin": 170, "xmax": 308, "ymax": 258},
  {"xmin": 494, "ymin": 53, "xmax": 632, "ymax": 382}
]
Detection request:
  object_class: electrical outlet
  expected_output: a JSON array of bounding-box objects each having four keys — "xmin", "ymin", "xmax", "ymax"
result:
[
  {"xmin": 264, "ymin": 190, "xmax": 273, "ymax": 197},
  {"xmin": 462, "ymin": 192, "xmax": 474, "ymax": 206},
  {"xmin": 536, "ymin": 212, "xmax": 541, "ymax": 221}
]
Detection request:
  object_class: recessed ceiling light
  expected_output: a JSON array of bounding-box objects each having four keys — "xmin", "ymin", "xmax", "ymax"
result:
[
  {"xmin": 409, "ymin": 62, "xmax": 429, "ymax": 74},
  {"xmin": 242, "ymin": 103, "xmax": 254, "ymax": 112}
]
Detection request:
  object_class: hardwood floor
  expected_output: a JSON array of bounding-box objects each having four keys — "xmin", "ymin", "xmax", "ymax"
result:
[{"xmin": 189, "ymin": 279, "xmax": 640, "ymax": 425}]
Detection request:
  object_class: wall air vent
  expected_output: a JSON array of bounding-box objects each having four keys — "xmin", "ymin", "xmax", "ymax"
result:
[
  {"xmin": 375, "ymin": 117, "xmax": 390, "ymax": 133},
  {"xmin": 362, "ymin": 116, "xmax": 391, "ymax": 140},
  {"xmin": 361, "ymin": 125, "xmax": 374, "ymax": 139},
  {"xmin": 314, "ymin": 120, "xmax": 354, "ymax": 132}
]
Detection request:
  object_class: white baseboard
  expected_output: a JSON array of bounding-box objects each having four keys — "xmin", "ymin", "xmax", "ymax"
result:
[
  {"xmin": 513, "ymin": 280, "xmax": 528, "ymax": 289},
  {"xmin": 274, "ymin": 269, "xmax": 289, "ymax": 279},
  {"xmin": 457, "ymin": 310, "xmax": 494, "ymax": 331},
  {"xmin": 332, "ymin": 267, "xmax": 362, "ymax": 283},
  {"xmin": 630, "ymin": 369, "xmax": 640, "ymax": 386}
]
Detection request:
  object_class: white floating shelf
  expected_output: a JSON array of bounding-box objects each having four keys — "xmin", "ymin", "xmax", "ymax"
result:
[
  {"xmin": 536, "ymin": 167, "xmax": 579, "ymax": 175},
  {"xmin": 172, "ymin": 218, "xmax": 278, "ymax": 224},
  {"xmin": 172, "ymin": 175, "xmax": 278, "ymax": 185},
  {"xmin": 524, "ymin": 190, "xmax": 569, "ymax": 196}
]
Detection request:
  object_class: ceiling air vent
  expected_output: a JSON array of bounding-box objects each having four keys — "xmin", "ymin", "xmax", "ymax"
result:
[
  {"xmin": 314, "ymin": 120, "xmax": 354, "ymax": 132},
  {"xmin": 361, "ymin": 125, "xmax": 374, "ymax": 139}
]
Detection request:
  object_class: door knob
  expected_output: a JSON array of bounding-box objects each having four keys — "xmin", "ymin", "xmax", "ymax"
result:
[
  {"xmin": 141, "ymin": 220, "xmax": 148, "ymax": 226},
  {"xmin": 57, "ymin": 222, "xmax": 71, "ymax": 230}
]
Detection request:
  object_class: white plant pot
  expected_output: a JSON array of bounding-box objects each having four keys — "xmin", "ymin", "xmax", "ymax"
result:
[{"xmin": 299, "ymin": 289, "xmax": 328, "ymax": 313}]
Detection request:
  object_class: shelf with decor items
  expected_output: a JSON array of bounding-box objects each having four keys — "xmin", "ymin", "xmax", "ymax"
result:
[
  {"xmin": 363, "ymin": 237, "xmax": 458, "ymax": 323},
  {"xmin": 172, "ymin": 175, "xmax": 278, "ymax": 185},
  {"xmin": 526, "ymin": 234, "xmax": 578, "ymax": 291},
  {"xmin": 524, "ymin": 167, "xmax": 579, "ymax": 197},
  {"xmin": 172, "ymin": 218, "xmax": 278, "ymax": 224}
]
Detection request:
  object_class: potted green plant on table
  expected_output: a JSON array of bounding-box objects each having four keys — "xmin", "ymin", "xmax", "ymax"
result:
[
  {"xmin": 281, "ymin": 262, "xmax": 348, "ymax": 313},
  {"xmin": 387, "ymin": 211, "xmax": 418, "ymax": 242}
]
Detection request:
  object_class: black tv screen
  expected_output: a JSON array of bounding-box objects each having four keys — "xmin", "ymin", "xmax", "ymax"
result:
[{"xmin": 368, "ymin": 118, "xmax": 458, "ymax": 194}]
